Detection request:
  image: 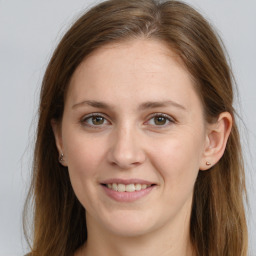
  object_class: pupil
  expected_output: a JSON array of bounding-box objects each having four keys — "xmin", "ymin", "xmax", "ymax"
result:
[
  {"xmin": 93, "ymin": 116, "xmax": 104, "ymax": 125},
  {"xmin": 154, "ymin": 116, "xmax": 166, "ymax": 125}
]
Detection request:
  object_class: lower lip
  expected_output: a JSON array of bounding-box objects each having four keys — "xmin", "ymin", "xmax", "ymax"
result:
[{"xmin": 102, "ymin": 185, "xmax": 155, "ymax": 202}]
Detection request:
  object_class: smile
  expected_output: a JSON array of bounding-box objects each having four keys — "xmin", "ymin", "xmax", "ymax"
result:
[
  {"xmin": 105, "ymin": 183, "xmax": 152, "ymax": 192},
  {"xmin": 101, "ymin": 180, "xmax": 156, "ymax": 202}
]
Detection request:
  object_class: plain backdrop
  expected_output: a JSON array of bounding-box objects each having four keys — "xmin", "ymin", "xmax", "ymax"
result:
[{"xmin": 0, "ymin": 0, "xmax": 255, "ymax": 255}]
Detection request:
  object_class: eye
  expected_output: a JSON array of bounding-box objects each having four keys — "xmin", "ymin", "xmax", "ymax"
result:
[
  {"xmin": 81, "ymin": 113, "xmax": 110, "ymax": 127},
  {"xmin": 146, "ymin": 113, "xmax": 174, "ymax": 127},
  {"xmin": 152, "ymin": 116, "xmax": 168, "ymax": 125}
]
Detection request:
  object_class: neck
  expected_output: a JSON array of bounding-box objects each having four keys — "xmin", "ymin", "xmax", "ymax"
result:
[{"xmin": 75, "ymin": 210, "xmax": 194, "ymax": 256}]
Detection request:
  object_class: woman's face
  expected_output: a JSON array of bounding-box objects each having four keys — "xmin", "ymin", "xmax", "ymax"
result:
[{"xmin": 55, "ymin": 39, "xmax": 209, "ymax": 237}]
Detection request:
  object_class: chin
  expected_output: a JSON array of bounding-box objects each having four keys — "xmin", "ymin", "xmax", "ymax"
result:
[
  {"xmin": 98, "ymin": 210, "xmax": 158, "ymax": 238},
  {"xmin": 106, "ymin": 224, "xmax": 153, "ymax": 238}
]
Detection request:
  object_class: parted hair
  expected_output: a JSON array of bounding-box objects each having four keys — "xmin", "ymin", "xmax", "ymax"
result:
[{"xmin": 24, "ymin": 0, "xmax": 248, "ymax": 255}]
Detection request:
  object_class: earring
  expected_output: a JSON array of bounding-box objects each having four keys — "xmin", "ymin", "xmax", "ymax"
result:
[
  {"xmin": 206, "ymin": 161, "xmax": 211, "ymax": 166},
  {"xmin": 59, "ymin": 153, "xmax": 64, "ymax": 163}
]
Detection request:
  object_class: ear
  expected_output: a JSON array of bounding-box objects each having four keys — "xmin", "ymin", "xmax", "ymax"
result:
[
  {"xmin": 51, "ymin": 119, "xmax": 67, "ymax": 166},
  {"xmin": 200, "ymin": 112, "xmax": 232, "ymax": 171}
]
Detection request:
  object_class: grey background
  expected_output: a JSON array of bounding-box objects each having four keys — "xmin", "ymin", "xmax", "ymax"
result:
[{"xmin": 0, "ymin": 0, "xmax": 255, "ymax": 255}]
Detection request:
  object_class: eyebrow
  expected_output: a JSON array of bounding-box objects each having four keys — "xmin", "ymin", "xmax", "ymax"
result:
[
  {"xmin": 72, "ymin": 100, "xmax": 111, "ymax": 109},
  {"xmin": 138, "ymin": 101, "xmax": 186, "ymax": 111},
  {"xmin": 72, "ymin": 100, "xmax": 187, "ymax": 111}
]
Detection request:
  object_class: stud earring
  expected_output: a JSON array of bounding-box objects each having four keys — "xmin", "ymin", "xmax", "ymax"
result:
[
  {"xmin": 206, "ymin": 161, "xmax": 211, "ymax": 166},
  {"xmin": 59, "ymin": 153, "xmax": 64, "ymax": 163}
]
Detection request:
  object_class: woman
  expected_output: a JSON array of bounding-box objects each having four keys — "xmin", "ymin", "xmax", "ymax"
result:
[{"xmin": 23, "ymin": 0, "xmax": 248, "ymax": 255}]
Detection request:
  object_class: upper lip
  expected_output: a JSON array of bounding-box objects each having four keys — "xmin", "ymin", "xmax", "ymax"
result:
[{"xmin": 100, "ymin": 178, "xmax": 156, "ymax": 185}]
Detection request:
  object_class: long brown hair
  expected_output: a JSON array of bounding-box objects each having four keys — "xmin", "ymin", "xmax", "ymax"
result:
[{"xmin": 24, "ymin": 0, "xmax": 248, "ymax": 255}]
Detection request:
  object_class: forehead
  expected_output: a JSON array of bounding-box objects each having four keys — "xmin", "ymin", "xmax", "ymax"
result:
[
  {"xmin": 67, "ymin": 39, "xmax": 201, "ymax": 112},
  {"xmin": 73, "ymin": 39, "xmax": 187, "ymax": 79}
]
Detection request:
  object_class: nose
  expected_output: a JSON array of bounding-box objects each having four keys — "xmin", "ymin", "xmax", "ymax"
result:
[{"xmin": 107, "ymin": 125, "xmax": 146, "ymax": 169}]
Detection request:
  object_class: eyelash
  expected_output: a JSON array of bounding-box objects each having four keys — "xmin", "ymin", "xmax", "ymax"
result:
[
  {"xmin": 80, "ymin": 112, "xmax": 175, "ymax": 129},
  {"xmin": 80, "ymin": 113, "xmax": 110, "ymax": 129},
  {"xmin": 146, "ymin": 113, "xmax": 175, "ymax": 127}
]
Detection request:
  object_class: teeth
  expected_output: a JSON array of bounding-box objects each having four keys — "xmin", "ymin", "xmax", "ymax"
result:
[
  {"xmin": 117, "ymin": 184, "xmax": 125, "ymax": 192},
  {"xmin": 135, "ymin": 184, "xmax": 141, "ymax": 191},
  {"xmin": 112, "ymin": 183, "xmax": 118, "ymax": 191},
  {"xmin": 141, "ymin": 184, "xmax": 147, "ymax": 189},
  {"xmin": 126, "ymin": 184, "xmax": 135, "ymax": 192},
  {"xmin": 106, "ymin": 183, "xmax": 152, "ymax": 192}
]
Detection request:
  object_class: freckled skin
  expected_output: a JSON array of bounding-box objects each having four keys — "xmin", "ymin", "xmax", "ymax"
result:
[{"xmin": 54, "ymin": 39, "xmax": 209, "ymax": 255}]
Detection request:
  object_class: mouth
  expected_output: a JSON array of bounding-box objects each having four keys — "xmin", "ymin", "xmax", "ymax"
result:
[
  {"xmin": 101, "ymin": 183, "xmax": 156, "ymax": 192},
  {"xmin": 100, "ymin": 179, "xmax": 157, "ymax": 202}
]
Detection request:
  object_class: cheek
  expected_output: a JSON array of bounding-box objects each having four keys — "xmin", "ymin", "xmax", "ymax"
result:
[
  {"xmin": 62, "ymin": 134, "xmax": 108, "ymax": 211},
  {"xmin": 151, "ymin": 131, "xmax": 204, "ymax": 191},
  {"xmin": 62, "ymin": 128, "xmax": 106, "ymax": 189},
  {"xmin": 150, "ymin": 138, "xmax": 200, "ymax": 219}
]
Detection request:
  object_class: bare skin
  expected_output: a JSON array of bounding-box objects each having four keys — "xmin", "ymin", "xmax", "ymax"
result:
[{"xmin": 52, "ymin": 39, "xmax": 232, "ymax": 256}]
